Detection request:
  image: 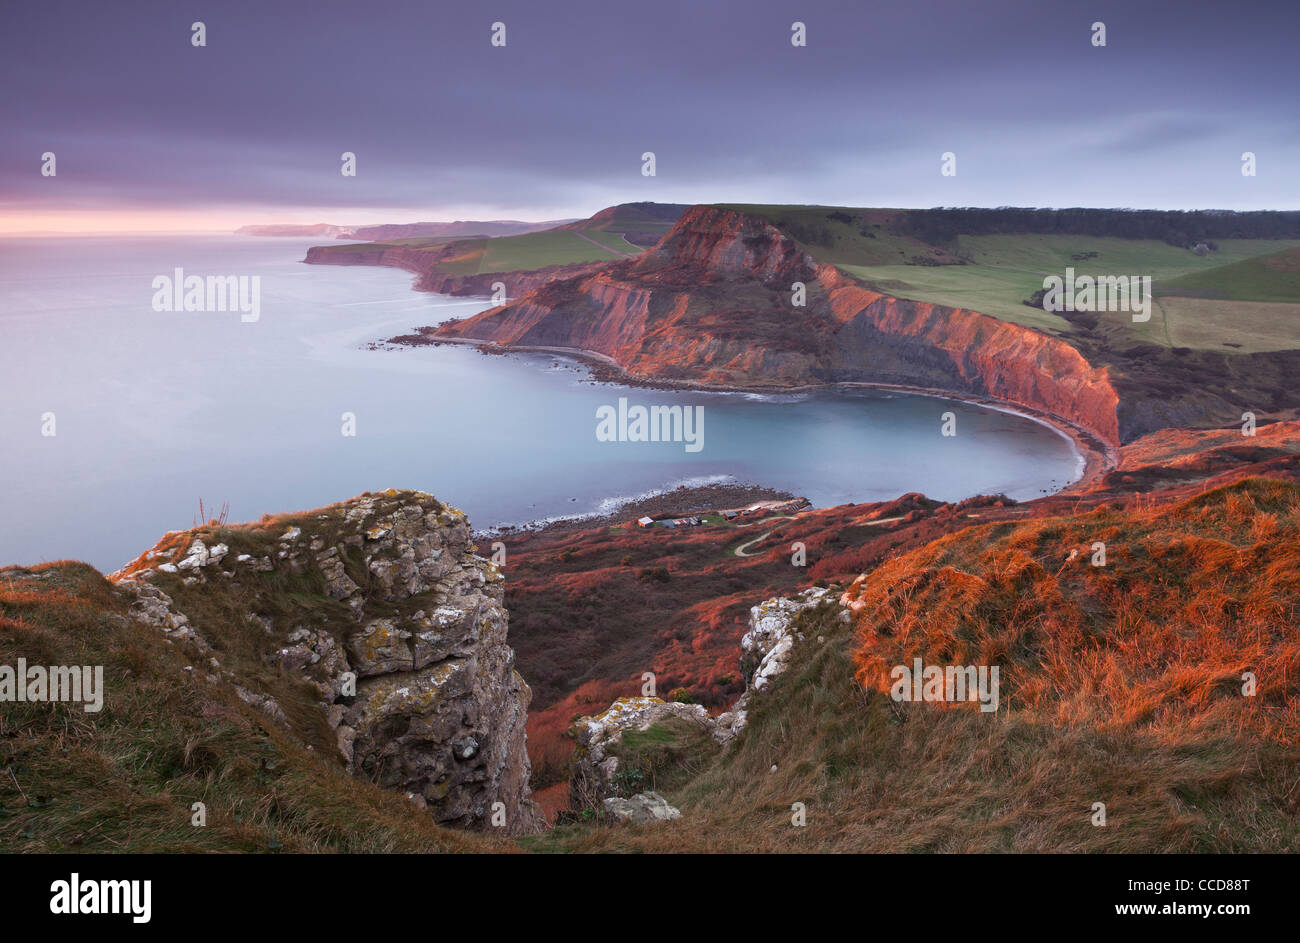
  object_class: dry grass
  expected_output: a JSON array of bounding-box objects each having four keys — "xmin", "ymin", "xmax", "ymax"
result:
[
  {"xmin": 0, "ymin": 561, "xmax": 510, "ymax": 853},
  {"xmin": 527, "ymin": 479, "xmax": 1300, "ymax": 853},
  {"xmin": 6, "ymin": 479, "xmax": 1298, "ymax": 853}
]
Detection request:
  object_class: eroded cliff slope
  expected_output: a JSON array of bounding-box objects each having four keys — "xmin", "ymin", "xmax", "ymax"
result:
[{"xmin": 429, "ymin": 206, "xmax": 1124, "ymax": 444}]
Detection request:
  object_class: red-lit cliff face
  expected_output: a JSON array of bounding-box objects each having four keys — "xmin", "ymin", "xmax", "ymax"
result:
[
  {"xmin": 433, "ymin": 206, "xmax": 1123, "ymax": 444},
  {"xmin": 815, "ymin": 267, "xmax": 1121, "ymax": 444}
]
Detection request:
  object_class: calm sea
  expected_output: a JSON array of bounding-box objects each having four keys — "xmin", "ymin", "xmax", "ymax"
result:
[{"xmin": 0, "ymin": 234, "xmax": 1082, "ymax": 570}]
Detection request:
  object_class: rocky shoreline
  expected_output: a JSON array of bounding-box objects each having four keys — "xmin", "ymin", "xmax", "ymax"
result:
[{"xmin": 477, "ymin": 481, "xmax": 798, "ymax": 540}]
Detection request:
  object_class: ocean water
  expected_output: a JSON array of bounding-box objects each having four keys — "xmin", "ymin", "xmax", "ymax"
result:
[{"xmin": 0, "ymin": 234, "xmax": 1083, "ymax": 571}]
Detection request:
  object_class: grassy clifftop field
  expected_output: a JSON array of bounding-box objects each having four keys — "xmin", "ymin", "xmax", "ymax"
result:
[
  {"xmin": 312, "ymin": 203, "xmax": 689, "ymax": 276},
  {"xmin": 728, "ymin": 204, "xmax": 1300, "ymax": 351}
]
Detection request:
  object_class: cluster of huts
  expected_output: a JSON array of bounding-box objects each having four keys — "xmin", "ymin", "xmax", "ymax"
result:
[{"xmin": 634, "ymin": 497, "xmax": 809, "ymax": 529}]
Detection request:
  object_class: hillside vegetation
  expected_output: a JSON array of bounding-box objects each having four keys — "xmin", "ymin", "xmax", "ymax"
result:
[
  {"xmin": 532, "ymin": 479, "xmax": 1300, "ymax": 852},
  {"xmin": 1158, "ymin": 245, "xmax": 1300, "ymax": 303},
  {"xmin": 5, "ymin": 469, "xmax": 1298, "ymax": 853},
  {"xmin": 0, "ymin": 562, "xmax": 500, "ymax": 853},
  {"xmin": 314, "ymin": 203, "xmax": 689, "ymax": 276}
]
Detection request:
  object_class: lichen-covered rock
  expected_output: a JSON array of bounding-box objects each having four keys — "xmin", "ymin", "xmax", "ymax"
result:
[
  {"xmin": 569, "ymin": 696, "xmax": 713, "ymax": 807},
  {"xmin": 741, "ymin": 586, "xmax": 832, "ymax": 692},
  {"xmin": 603, "ymin": 791, "xmax": 681, "ymax": 825},
  {"xmin": 722, "ymin": 586, "xmax": 835, "ymax": 742},
  {"xmin": 111, "ymin": 489, "xmax": 544, "ymax": 835},
  {"xmin": 570, "ymin": 586, "xmax": 843, "ymax": 814}
]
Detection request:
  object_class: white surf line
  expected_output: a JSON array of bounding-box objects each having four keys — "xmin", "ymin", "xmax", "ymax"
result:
[
  {"xmin": 474, "ymin": 474, "xmax": 737, "ymax": 537},
  {"xmin": 879, "ymin": 387, "xmax": 1089, "ymax": 485}
]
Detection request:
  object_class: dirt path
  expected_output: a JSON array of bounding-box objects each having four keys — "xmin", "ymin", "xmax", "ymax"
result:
[
  {"xmin": 572, "ymin": 230, "xmax": 640, "ymax": 259},
  {"xmin": 853, "ymin": 515, "xmax": 906, "ymax": 527},
  {"xmin": 1152, "ymin": 296, "xmax": 1175, "ymax": 347},
  {"xmin": 732, "ymin": 511, "xmax": 907, "ymax": 557},
  {"xmin": 731, "ymin": 516, "xmax": 797, "ymax": 557}
]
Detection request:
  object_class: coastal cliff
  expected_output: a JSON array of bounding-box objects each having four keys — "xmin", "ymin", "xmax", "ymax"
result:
[
  {"xmin": 111, "ymin": 490, "xmax": 545, "ymax": 835},
  {"xmin": 429, "ymin": 206, "xmax": 1124, "ymax": 445}
]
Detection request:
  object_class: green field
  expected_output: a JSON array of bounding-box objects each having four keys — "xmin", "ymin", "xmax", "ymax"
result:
[
  {"xmin": 381, "ymin": 234, "xmax": 475, "ymax": 248},
  {"xmin": 576, "ymin": 229, "xmax": 641, "ymax": 254},
  {"xmin": 477, "ymin": 229, "xmax": 631, "ymax": 271},
  {"xmin": 838, "ymin": 261, "xmax": 1062, "ymax": 330},
  {"xmin": 726, "ymin": 205, "xmax": 1300, "ymax": 348},
  {"xmin": 318, "ymin": 228, "xmax": 635, "ymax": 274},
  {"xmin": 1156, "ymin": 246, "xmax": 1300, "ymax": 303},
  {"xmin": 313, "ymin": 202, "xmax": 687, "ymax": 275},
  {"xmin": 956, "ymin": 234, "xmax": 1300, "ymax": 274},
  {"xmin": 1141, "ymin": 297, "xmax": 1300, "ymax": 353},
  {"xmin": 842, "ymin": 235, "xmax": 1300, "ymax": 334},
  {"xmin": 321, "ymin": 233, "xmax": 473, "ymax": 254}
]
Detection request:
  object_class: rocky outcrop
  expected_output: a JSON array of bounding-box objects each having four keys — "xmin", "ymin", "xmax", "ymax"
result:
[
  {"xmin": 722, "ymin": 586, "xmax": 841, "ymax": 740},
  {"xmin": 112, "ymin": 490, "xmax": 544, "ymax": 835},
  {"xmin": 568, "ymin": 586, "xmax": 845, "ymax": 811},
  {"xmin": 603, "ymin": 791, "xmax": 681, "ymax": 824},
  {"xmin": 568, "ymin": 696, "xmax": 716, "ymax": 808},
  {"xmin": 427, "ymin": 205, "xmax": 1125, "ymax": 445}
]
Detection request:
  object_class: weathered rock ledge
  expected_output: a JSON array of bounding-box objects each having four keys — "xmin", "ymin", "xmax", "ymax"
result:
[
  {"xmin": 568, "ymin": 585, "xmax": 840, "ymax": 812},
  {"xmin": 111, "ymin": 489, "xmax": 544, "ymax": 834}
]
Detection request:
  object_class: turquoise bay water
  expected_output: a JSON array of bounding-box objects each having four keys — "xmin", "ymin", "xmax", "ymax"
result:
[{"xmin": 0, "ymin": 235, "xmax": 1082, "ymax": 571}]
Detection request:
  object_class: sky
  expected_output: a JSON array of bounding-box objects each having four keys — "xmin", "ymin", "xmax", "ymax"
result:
[{"xmin": 2, "ymin": 0, "xmax": 1298, "ymax": 232}]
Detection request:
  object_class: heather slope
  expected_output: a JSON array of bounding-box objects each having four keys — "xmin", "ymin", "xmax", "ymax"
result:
[
  {"xmin": 532, "ymin": 479, "xmax": 1300, "ymax": 853},
  {"xmin": 502, "ymin": 426, "xmax": 1300, "ymax": 813}
]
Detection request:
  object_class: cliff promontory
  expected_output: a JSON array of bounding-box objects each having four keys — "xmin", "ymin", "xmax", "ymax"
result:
[
  {"xmin": 428, "ymin": 206, "xmax": 1124, "ymax": 445},
  {"xmin": 112, "ymin": 490, "xmax": 545, "ymax": 834}
]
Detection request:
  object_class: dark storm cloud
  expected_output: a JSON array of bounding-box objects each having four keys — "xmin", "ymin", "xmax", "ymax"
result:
[{"xmin": 2, "ymin": 0, "xmax": 1297, "ymax": 218}]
